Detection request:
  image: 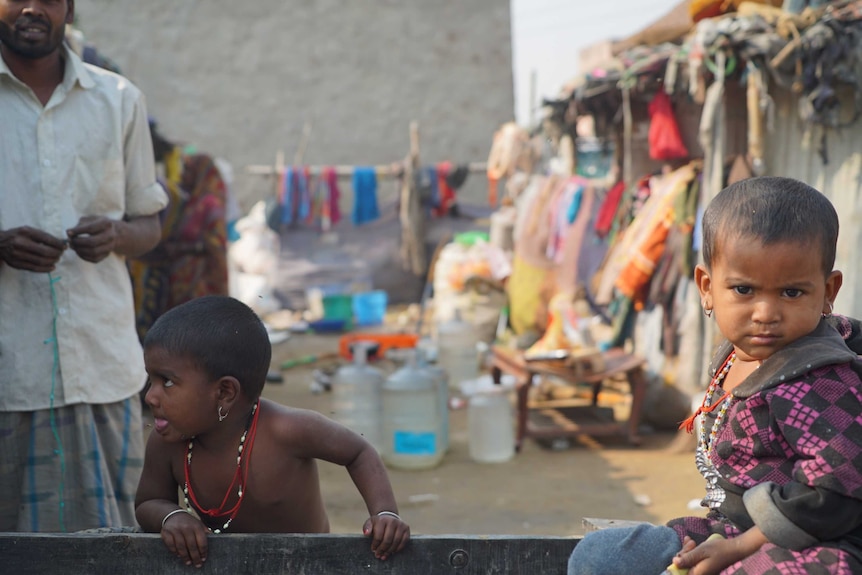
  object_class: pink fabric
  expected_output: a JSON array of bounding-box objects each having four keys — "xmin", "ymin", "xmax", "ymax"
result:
[{"xmin": 321, "ymin": 167, "xmax": 342, "ymax": 226}]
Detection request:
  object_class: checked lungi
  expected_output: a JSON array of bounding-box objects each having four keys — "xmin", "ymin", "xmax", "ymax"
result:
[{"xmin": 0, "ymin": 397, "xmax": 143, "ymax": 532}]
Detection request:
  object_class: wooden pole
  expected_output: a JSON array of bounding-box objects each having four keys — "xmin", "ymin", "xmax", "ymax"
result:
[
  {"xmin": 245, "ymin": 162, "xmax": 487, "ymax": 178},
  {"xmin": 400, "ymin": 121, "xmax": 426, "ymax": 275},
  {"xmin": 273, "ymin": 150, "xmax": 285, "ymax": 198},
  {"xmin": 293, "ymin": 121, "xmax": 313, "ymax": 166}
]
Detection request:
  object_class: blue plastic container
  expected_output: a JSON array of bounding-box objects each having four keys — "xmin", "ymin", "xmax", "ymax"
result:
[{"xmin": 352, "ymin": 290, "xmax": 388, "ymax": 326}]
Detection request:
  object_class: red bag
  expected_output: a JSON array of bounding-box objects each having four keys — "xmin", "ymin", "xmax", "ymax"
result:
[{"xmin": 648, "ymin": 91, "xmax": 689, "ymax": 161}]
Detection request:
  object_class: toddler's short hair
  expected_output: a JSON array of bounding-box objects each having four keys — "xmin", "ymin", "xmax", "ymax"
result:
[
  {"xmin": 701, "ymin": 176, "xmax": 838, "ymax": 275},
  {"xmin": 144, "ymin": 296, "xmax": 271, "ymax": 399}
]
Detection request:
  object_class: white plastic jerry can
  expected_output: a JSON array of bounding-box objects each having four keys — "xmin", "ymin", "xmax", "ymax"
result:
[
  {"xmin": 331, "ymin": 341, "xmax": 385, "ymax": 452},
  {"xmin": 435, "ymin": 309, "xmax": 480, "ymax": 389},
  {"xmin": 381, "ymin": 352, "xmax": 444, "ymax": 470}
]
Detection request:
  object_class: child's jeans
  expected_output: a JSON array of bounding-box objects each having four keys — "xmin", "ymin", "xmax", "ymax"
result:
[{"xmin": 568, "ymin": 523, "xmax": 681, "ymax": 575}]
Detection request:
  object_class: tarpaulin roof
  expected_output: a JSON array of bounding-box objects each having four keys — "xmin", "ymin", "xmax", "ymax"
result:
[{"xmin": 612, "ymin": 0, "xmax": 694, "ymax": 54}]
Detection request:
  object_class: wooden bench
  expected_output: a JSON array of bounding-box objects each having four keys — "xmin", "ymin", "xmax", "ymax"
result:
[
  {"xmin": 489, "ymin": 346, "xmax": 648, "ymax": 451},
  {"xmin": 0, "ymin": 532, "xmax": 579, "ymax": 574},
  {"xmin": 582, "ymin": 517, "xmax": 651, "ymax": 532}
]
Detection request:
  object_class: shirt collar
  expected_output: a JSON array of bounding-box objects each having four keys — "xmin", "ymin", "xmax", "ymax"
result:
[
  {"xmin": 0, "ymin": 42, "xmax": 95, "ymax": 90},
  {"xmin": 61, "ymin": 42, "xmax": 96, "ymax": 90}
]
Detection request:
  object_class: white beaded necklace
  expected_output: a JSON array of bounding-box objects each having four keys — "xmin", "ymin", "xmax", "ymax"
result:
[
  {"xmin": 698, "ymin": 353, "xmax": 735, "ymax": 458},
  {"xmin": 183, "ymin": 401, "xmax": 259, "ymax": 534}
]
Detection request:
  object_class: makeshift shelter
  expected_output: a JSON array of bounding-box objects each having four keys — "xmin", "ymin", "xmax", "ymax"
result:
[{"xmin": 503, "ymin": 0, "xmax": 862, "ymax": 399}]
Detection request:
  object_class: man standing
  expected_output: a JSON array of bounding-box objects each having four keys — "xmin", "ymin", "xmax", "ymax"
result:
[{"xmin": 0, "ymin": 0, "xmax": 167, "ymax": 531}]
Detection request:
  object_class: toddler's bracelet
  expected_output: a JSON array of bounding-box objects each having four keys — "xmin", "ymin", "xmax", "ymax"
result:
[
  {"xmin": 377, "ymin": 511, "xmax": 401, "ymax": 521},
  {"xmin": 161, "ymin": 508, "xmax": 189, "ymax": 529}
]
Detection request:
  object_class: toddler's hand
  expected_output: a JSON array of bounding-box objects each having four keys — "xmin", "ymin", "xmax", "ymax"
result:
[
  {"xmin": 160, "ymin": 510, "xmax": 209, "ymax": 569},
  {"xmin": 668, "ymin": 533, "xmax": 727, "ymax": 575},
  {"xmin": 363, "ymin": 512, "xmax": 410, "ymax": 560}
]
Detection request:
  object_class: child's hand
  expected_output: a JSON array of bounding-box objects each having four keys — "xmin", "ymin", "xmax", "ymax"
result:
[
  {"xmin": 669, "ymin": 533, "xmax": 730, "ymax": 575},
  {"xmin": 362, "ymin": 511, "xmax": 411, "ymax": 560},
  {"xmin": 160, "ymin": 510, "xmax": 209, "ymax": 568}
]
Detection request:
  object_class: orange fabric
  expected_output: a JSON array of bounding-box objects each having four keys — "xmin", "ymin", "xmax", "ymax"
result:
[
  {"xmin": 690, "ymin": 0, "xmax": 782, "ymax": 22},
  {"xmin": 488, "ymin": 176, "xmax": 499, "ymax": 207},
  {"xmin": 614, "ymin": 208, "xmax": 674, "ymax": 308},
  {"xmin": 690, "ymin": 0, "xmax": 724, "ymax": 22}
]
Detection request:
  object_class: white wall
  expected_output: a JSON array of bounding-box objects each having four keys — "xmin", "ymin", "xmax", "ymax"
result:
[{"xmin": 74, "ymin": 0, "xmax": 515, "ymax": 208}]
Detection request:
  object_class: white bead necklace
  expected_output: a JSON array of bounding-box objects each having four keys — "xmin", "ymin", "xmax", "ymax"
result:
[{"xmin": 698, "ymin": 353, "xmax": 735, "ymax": 458}]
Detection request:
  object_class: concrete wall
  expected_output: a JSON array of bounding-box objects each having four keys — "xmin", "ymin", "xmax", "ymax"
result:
[{"xmin": 74, "ymin": 0, "xmax": 515, "ymax": 208}]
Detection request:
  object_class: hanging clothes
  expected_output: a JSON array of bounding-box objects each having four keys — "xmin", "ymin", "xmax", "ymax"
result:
[
  {"xmin": 421, "ymin": 166, "xmax": 440, "ymax": 213},
  {"xmin": 594, "ymin": 180, "xmax": 625, "ymax": 239},
  {"xmin": 281, "ymin": 167, "xmax": 297, "ymax": 225},
  {"xmin": 299, "ymin": 166, "xmax": 312, "ymax": 224},
  {"xmin": 613, "ymin": 164, "xmax": 699, "ymax": 309},
  {"xmin": 546, "ymin": 178, "xmax": 584, "ymax": 263},
  {"xmin": 593, "ymin": 164, "xmax": 696, "ymax": 307},
  {"xmin": 281, "ymin": 167, "xmax": 312, "ymax": 225},
  {"xmin": 554, "ymin": 184, "xmax": 604, "ymax": 296},
  {"xmin": 434, "ymin": 161, "xmax": 456, "ymax": 217},
  {"xmin": 445, "ymin": 163, "xmax": 469, "ymax": 191},
  {"xmin": 319, "ymin": 167, "xmax": 342, "ymax": 230},
  {"xmin": 352, "ymin": 167, "xmax": 380, "ymax": 225},
  {"xmin": 647, "ymin": 90, "xmax": 689, "ymax": 161}
]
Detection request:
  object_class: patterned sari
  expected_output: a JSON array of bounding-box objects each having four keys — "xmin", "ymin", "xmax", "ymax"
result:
[{"xmin": 128, "ymin": 151, "xmax": 228, "ymax": 340}]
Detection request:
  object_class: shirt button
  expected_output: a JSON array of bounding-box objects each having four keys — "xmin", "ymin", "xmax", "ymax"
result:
[
  {"xmin": 58, "ymin": 307, "xmax": 67, "ymax": 315},
  {"xmin": 43, "ymin": 159, "xmax": 51, "ymax": 167}
]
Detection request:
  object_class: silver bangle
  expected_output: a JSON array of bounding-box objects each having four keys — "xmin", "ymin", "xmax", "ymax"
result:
[
  {"xmin": 376, "ymin": 511, "xmax": 401, "ymax": 521},
  {"xmin": 161, "ymin": 508, "xmax": 189, "ymax": 529}
]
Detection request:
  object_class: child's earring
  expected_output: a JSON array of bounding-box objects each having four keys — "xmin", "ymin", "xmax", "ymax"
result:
[
  {"xmin": 702, "ymin": 301, "xmax": 713, "ymax": 318},
  {"xmin": 822, "ymin": 301, "xmax": 834, "ymax": 318},
  {"xmin": 218, "ymin": 405, "xmax": 229, "ymax": 422}
]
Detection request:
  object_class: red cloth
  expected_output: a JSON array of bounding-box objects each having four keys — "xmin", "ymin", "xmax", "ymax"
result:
[
  {"xmin": 321, "ymin": 167, "xmax": 342, "ymax": 227},
  {"xmin": 594, "ymin": 180, "xmax": 626, "ymax": 238},
  {"xmin": 648, "ymin": 91, "xmax": 689, "ymax": 161},
  {"xmin": 434, "ymin": 161, "xmax": 456, "ymax": 216}
]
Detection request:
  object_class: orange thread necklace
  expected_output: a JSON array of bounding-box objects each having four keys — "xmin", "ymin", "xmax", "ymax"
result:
[
  {"xmin": 679, "ymin": 353, "xmax": 736, "ymax": 438},
  {"xmin": 183, "ymin": 399, "xmax": 260, "ymax": 533}
]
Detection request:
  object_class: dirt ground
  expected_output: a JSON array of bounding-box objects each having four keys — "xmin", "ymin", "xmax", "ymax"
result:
[{"xmin": 263, "ymin": 329, "xmax": 707, "ymax": 539}]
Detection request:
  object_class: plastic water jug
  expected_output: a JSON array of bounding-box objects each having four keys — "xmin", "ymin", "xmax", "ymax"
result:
[
  {"xmin": 417, "ymin": 350, "xmax": 450, "ymax": 453},
  {"xmin": 332, "ymin": 341, "xmax": 384, "ymax": 452},
  {"xmin": 381, "ymin": 352, "xmax": 443, "ymax": 470},
  {"xmin": 435, "ymin": 309, "xmax": 479, "ymax": 389},
  {"xmin": 464, "ymin": 375, "xmax": 515, "ymax": 464}
]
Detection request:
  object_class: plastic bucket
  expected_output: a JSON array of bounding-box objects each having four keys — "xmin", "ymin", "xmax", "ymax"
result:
[
  {"xmin": 352, "ymin": 290, "xmax": 388, "ymax": 326},
  {"xmin": 323, "ymin": 294, "xmax": 353, "ymax": 328}
]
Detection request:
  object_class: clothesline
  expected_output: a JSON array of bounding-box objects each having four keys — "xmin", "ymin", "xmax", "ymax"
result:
[{"xmin": 245, "ymin": 161, "xmax": 488, "ymax": 178}]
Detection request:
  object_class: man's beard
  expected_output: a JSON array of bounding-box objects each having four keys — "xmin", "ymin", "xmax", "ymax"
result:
[{"xmin": 0, "ymin": 20, "xmax": 65, "ymax": 60}]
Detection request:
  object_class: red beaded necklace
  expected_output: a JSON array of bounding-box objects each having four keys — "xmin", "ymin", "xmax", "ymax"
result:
[
  {"xmin": 679, "ymin": 353, "xmax": 736, "ymax": 435},
  {"xmin": 183, "ymin": 399, "xmax": 260, "ymax": 533}
]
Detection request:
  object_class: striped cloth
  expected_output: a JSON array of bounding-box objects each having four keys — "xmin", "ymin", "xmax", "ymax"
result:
[{"xmin": 0, "ymin": 397, "xmax": 143, "ymax": 532}]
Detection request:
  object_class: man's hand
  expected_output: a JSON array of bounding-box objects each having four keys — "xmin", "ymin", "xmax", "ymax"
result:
[
  {"xmin": 67, "ymin": 216, "xmax": 117, "ymax": 263},
  {"xmin": 0, "ymin": 226, "xmax": 67, "ymax": 272}
]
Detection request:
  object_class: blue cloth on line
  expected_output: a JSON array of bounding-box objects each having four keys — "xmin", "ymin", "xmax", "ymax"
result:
[
  {"xmin": 423, "ymin": 166, "xmax": 439, "ymax": 209},
  {"xmin": 281, "ymin": 167, "xmax": 311, "ymax": 225},
  {"xmin": 352, "ymin": 167, "xmax": 380, "ymax": 225},
  {"xmin": 281, "ymin": 167, "xmax": 296, "ymax": 224}
]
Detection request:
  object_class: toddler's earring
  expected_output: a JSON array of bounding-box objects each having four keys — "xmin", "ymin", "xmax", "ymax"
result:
[
  {"xmin": 822, "ymin": 301, "xmax": 834, "ymax": 318},
  {"xmin": 218, "ymin": 405, "xmax": 229, "ymax": 422},
  {"xmin": 702, "ymin": 303, "xmax": 713, "ymax": 318}
]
